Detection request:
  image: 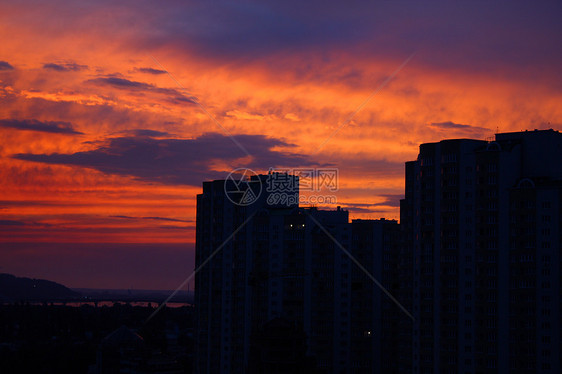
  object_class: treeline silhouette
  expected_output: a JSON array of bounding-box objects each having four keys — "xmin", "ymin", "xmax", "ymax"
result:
[{"xmin": 0, "ymin": 302, "xmax": 194, "ymax": 373}]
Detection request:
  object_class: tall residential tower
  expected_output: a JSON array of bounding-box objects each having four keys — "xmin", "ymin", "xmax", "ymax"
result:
[{"xmin": 402, "ymin": 130, "xmax": 562, "ymax": 373}]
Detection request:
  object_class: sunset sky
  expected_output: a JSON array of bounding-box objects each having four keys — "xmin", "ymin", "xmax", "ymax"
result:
[{"xmin": 1, "ymin": 0, "xmax": 561, "ymax": 289}]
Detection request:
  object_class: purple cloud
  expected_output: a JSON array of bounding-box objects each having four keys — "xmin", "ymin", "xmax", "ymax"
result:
[
  {"xmin": 135, "ymin": 67, "xmax": 166, "ymax": 75},
  {"xmin": 43, "ymin": 62, "xmax": 88, "ymax": 72},
  {"xmin": 428, "ymin": 121, "xmax": 489, "ymax": 137},
  {"xmin": 0, "ymin": 119, "xmax": 83, "ymax": 135},
  {"xmin": 110, "ymin": 215, "xmax": 192, "ymax": 223},
  {"xmin": 341, "ymin": 194, "xmax": 403, "ymax": 214},
  {"xmin": 135, "ymin": 0, "xmax": 562, "ymax": 79},
  {"xmin": 14, "ymin": 132, "xmax": 313, "ymax": 186},
  {"xmin": 128, "ymin": 129, "xmax": 171, "ymax": 137},
  {"xmin": 0, "ymin": 61, "xmax": 14, "ymax": 71},
  {"xmin": 0, "ymin": 220, "xmax": 26, "ymax": 226},
  {"xmin": 87, "ymin": 77, "xmax": 197, "ymax": 104}
]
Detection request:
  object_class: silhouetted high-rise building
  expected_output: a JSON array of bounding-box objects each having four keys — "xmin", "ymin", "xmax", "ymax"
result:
[
  {"xmin": 350, "ymin": 218, "xmax": 404, "ymax": 374},
  {"xmin": 194, "ymin": 173, "xmax": 402, "ymax": 374},
  {"xmin": 402, "ymin": 129, "xmax": 562, "ymax": 373},
  {"xmin": 195, "ymin": 174, "xmax": 297, "ymax": 374}
]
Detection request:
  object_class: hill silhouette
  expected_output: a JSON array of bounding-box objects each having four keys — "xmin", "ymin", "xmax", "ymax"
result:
[{"xmin": 0, "ymin": 273, "xmax": 80, "ymax": 302}]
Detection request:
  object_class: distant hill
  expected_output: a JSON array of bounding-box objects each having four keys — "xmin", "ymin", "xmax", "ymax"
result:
[{"xmin": 0, "ymin": 273, "xmax": 81, "ymax": 302}]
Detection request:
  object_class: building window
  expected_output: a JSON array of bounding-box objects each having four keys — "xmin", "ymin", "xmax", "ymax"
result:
[{"xmin": 443, "ymin": 154, "xmax": 457, "ymax": 163}]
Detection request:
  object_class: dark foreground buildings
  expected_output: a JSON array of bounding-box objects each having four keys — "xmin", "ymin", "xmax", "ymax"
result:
[
  {"xmin": 194, "ymin": 174, "xmax": 402, "ymax": 373},
  {"xmin": 194, "ymin": 129, "xmax": 562, "ymax": 374},
  {"xmin": 403, "ymin": 129, "xmax": 562, "ymax": 373}
]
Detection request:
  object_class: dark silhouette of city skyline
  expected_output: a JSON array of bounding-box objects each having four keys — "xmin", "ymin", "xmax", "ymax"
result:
[
  {"xmin": 194, "ymin": 129, "xmax": 562, "ymax": 374},
  {"xmin": 2, "ymin": 129, "xmax": 561, "ymax": 373}
]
